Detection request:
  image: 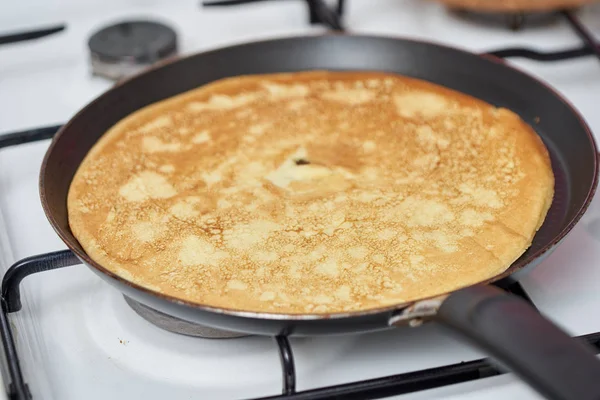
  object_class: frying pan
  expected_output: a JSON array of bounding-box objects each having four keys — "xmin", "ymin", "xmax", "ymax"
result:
[{"xmin": 39, "ymin": 35, "xmax": 600, "ymax": 399}]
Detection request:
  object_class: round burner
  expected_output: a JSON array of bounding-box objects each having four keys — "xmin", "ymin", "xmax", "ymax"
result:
[
  {"xmin": 124, "ymin": 296, "xmax": 248, "ymax": 339},
  {"xmin": 88, "ymin": 20, "xmax": 178, "ymax": 81}
]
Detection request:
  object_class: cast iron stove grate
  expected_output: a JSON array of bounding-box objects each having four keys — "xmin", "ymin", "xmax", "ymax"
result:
[
  {"xmin": 2, "ymin": 250, "xmax": 600, "ymax": 400},
  {"xmin": 1, "ymin": 8, "xmax": 600, "ymax": 400}
]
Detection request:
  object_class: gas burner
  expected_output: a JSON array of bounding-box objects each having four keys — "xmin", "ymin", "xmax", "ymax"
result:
[
  {"xmin": 88, "ymin": 20, "xmax": 178, "ymax": 81},
  {"xmin": 124, "ymin": 296, "xmax": 248, "ymax": 339},
  {"xmin": 450, "ymin": 8, "xmax": 560, "ymax": 30}
]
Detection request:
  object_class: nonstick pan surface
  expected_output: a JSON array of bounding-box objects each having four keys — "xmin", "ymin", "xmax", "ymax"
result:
[{"xmin": 39, "ymin": 35, "xmax": 600, "ymax": 400}]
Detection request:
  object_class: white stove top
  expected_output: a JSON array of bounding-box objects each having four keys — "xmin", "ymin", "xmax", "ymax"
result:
[{"xmin": 1, "ymin": 1, "xmax": 600, "ymax": 399}]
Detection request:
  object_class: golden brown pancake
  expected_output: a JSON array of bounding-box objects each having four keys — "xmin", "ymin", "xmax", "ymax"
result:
[
  {"xmin": 434, "ymin": 0, "xmax": 596, "ymax": 12},
  {"xmin": 67, "ymin": 71, "xmax": 554, "ymax": 314}
]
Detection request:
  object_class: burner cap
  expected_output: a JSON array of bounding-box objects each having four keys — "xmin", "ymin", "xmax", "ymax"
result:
[
  {"xmin": 124, "ymin": 296, "xmax": 248, "ymax": 339},
  {"xmin": 88, "ymin": 20, "xmax": 178, "ymax": 80}
]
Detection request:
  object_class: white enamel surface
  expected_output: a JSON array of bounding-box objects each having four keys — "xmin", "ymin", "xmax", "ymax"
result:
[{"xmin": 1, "ymin": 1, "xmax": 600, "ymax": 399}]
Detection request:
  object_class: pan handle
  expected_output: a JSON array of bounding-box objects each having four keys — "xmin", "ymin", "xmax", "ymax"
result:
[{"xmin": 433, "ymin": 285, "xmax": 600, "ymax": 400}]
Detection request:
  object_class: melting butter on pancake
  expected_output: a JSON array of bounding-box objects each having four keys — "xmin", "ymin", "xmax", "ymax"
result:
[{"xmin": 67, "ymin": 71, "xmax": 554, "ymax": 314}]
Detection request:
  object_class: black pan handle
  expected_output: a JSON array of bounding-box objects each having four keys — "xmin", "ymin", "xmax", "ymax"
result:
[{"xmin": 437, "ymin": 285, "xmax": 600, "ymax": 400}]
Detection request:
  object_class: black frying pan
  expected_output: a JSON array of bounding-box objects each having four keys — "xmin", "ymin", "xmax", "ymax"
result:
[{"xmin": 39, "ymin": 35, "xmax": 600, "ymax": 400}]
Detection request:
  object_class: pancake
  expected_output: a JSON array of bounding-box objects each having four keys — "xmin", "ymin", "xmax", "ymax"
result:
[
  {"xmin": 67, "ymin": 71, "xmax": 554, "ymax": 315},
  {"xmin": 434, "ymin": 0, "xmax": 596, "ymax": 12}
]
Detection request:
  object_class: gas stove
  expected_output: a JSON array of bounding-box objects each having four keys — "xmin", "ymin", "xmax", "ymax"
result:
[{"xmin": 1, "ymin": 1, "xmax": 600, "ymax": 399}]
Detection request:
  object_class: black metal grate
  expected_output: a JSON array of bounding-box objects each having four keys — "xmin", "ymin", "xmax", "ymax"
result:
[
  {"xmin": 0, "ymin": 25, "xmax": 65, "ymax": 47},
  {"xmin": 2, "ymin": 249, "xmax": 590, "ymax": 400},
  {"xmin": 1, "ymin": 7, "xmax": 599, "ymax": 400},
  {"xmin": 202, "ymin": 0, "xmax": 346, "ymax": 31},
  {"xmin": 2, "ymin": 250, "xmax": 600, "ymax": 400}
]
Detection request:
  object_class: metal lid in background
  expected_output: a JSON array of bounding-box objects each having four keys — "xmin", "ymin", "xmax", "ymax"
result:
[{"xmin": 88, "ymin": 20, "xmax": 178, "ymax": 81}]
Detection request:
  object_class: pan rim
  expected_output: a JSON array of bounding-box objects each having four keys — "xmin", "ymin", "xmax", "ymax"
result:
[{"xmin": 39, "ymin": 33, "xmax": 599, "ymax": 322}]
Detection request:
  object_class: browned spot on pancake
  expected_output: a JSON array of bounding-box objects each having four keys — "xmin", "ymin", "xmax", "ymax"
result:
[
  {"xmin": 321, "ymin": 88, "xmax": 376, "ymax": 105},
  {"xmin": 142, "ymin": 137, "xmax": 182, "ymax": 153}
]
